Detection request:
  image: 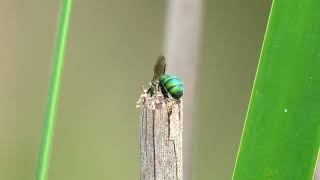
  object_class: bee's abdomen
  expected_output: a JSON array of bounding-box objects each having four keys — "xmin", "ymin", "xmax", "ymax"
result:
[{"xmin": 160, "ymin": 74, "xmax": 184, "ymax": 99}]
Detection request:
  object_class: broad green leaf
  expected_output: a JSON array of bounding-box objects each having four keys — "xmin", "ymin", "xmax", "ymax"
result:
[{"xmin": 233, "ymin": 0, "xmax": 320, "ymax": 179}]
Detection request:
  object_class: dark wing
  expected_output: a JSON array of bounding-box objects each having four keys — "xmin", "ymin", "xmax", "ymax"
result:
[{"xmin": 152, "ymin": 56, "xmax": 166, "ymax": 81}]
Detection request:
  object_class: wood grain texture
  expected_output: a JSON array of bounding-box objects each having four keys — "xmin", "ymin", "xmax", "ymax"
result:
[{"xmin": 137, "ymin": 92, "xmax": 183, "ymax": 180}]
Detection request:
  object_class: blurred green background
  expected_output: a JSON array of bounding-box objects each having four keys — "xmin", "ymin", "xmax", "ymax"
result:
[{"xmin": 0, "ymin": 0, "xmax": 271, "ymax": 179}]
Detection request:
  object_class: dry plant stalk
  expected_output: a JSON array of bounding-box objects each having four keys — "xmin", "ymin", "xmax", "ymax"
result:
[{"xmin": 137, "ymin": 88, "xmax": 183, "ymax": 180}]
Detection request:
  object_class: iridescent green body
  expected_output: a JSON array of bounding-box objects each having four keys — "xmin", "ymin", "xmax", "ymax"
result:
[{"xmin": 160, "ymin": 74, "xmax": 184, "ymax": 100}]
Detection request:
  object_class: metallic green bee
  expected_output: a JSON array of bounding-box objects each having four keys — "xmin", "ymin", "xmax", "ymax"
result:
[{"xmin": 147, "ymin": 56, "xmax": 184, "ymax": 100}]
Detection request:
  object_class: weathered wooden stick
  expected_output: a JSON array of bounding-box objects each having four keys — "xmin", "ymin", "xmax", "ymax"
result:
[{"xmin": 137, "ymin": 89, "xmax": 183, "ymax": 180}]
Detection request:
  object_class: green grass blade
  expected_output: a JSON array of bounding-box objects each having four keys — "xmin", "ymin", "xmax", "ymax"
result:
[
  {"xmin": 36, "ymin": 1, "xmax": 73, "ymax": 180},
  {"xmin": 233, "ymin": 0, "xmax": 320, "ymax": 179}
]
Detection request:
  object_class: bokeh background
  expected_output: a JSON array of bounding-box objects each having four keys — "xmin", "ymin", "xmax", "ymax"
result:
[{"xmin": 0, "ymin": 0, "xmax": 271, "ymax": 179}]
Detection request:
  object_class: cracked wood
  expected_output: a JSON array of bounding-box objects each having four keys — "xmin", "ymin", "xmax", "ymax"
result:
[{"xmin": 139, "ymin": 94, "xmax": 183, "ymax": 180}]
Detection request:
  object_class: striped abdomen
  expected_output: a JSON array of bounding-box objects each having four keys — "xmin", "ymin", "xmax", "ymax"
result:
[{"xmin": 160, "ymin": 74, "xmax": 184, "ymax": 100}]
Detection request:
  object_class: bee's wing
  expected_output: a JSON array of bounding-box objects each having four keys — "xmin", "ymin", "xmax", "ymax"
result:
[{"xmin": 153, "ymin": 56, "xmax": 166, "ymax": 80}]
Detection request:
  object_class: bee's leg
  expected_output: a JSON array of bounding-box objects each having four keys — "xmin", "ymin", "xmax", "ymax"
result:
[
  {"xmin": 146, "ymin": 87, "xmax": 152, "ymax": 95},
  {"xmin": 147, "ymin": 81, "xmax": 156, "ymax": 97},
  {"xmin": 159, "ymin": 83, "xmax": 169, "ymax": 98}
]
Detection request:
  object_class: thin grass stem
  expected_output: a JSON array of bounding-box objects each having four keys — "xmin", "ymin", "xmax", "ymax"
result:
[{"xmin": 36, "ymin": 1, "xmax": 73, "ymax": 180}]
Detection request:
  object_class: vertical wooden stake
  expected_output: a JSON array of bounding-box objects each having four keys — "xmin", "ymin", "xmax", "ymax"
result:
[{"xmin": 137, "ymin": 90, "xmax": 183, "ymax": 180}]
